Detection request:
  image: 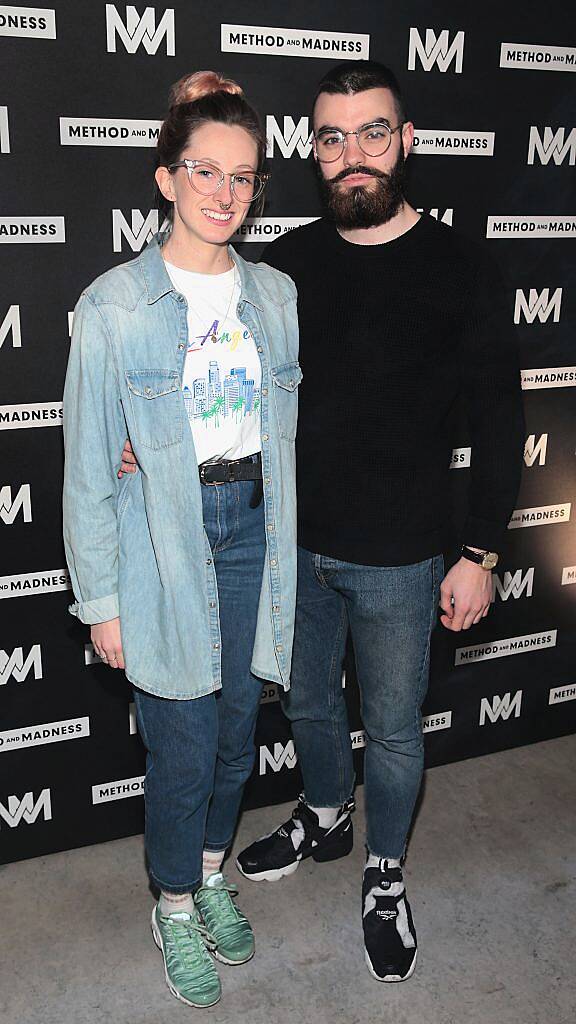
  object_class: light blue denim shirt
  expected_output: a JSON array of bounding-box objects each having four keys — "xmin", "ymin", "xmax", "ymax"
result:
[{"xmin": 63, "ymin": 234, "xmax": 301, "ymax": 699}]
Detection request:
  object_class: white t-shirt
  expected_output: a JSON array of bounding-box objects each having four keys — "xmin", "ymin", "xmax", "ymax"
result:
[{"xmin": 166, "ymin": 261, "xmax": 262, "ymax": 465}]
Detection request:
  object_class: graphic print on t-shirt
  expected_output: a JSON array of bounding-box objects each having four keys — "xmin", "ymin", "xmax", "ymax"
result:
[
  {"xmin": 183, "ymin": 320, "xmax": 261, "ymax": 428},
  {"xmin": 165, "ymin": 261, "xmax": 262, "ymax": 464}
]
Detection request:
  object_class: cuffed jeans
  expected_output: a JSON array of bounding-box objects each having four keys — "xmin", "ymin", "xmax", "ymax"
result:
[
  {"xmin": 281, "ymin": 547, "xmax": 443, "ymax": 860},
  {"xmin": 133, "ymin": 473, "xmax": 266, "ymax": 894}
]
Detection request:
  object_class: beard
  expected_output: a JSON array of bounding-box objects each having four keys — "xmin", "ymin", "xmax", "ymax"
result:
[{"xmin": 316, "ymin": 146, "xmax": 406, "ymax": 230}]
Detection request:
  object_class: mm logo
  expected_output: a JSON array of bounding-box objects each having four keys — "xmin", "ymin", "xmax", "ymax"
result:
[
  {"xmin": 479, "ymin": 690, "xmax": 522, "ymax": 725},
  {"xmin": 416, "ymin": 207, "xmax": 453, "ymax": 226},
  {"xmin": 0, "ymin": 484, "xmax": 32, "ymax": 524},
  {"xmin": 112, "ymin": 209, "xmax": 169, "ymax": 252},
  {"xmin": 524, "ymin": 433, "xmax": 548, "ymax": 467},
  {"xmin": 0, "ymin": 645, "xmax": 42, "ymax": 685},
  {"xmin": 105, "ymin": 5, "xmax": 175, "ymax": 55},
  {"xmin": 0, "ymin": 106, "xmax": 9, "ymax": 153},
  {"xmin": 527, "ymin": 127, "xmax": 576, "ymax": 166},
  {"xmin": 514, "ymin": 288, "xmax": 562, "ymax": 324},
  {"xmin": 492, "ymin": 569, "xmax": 534, "ymax": 602},
  {"xmin": 408, "ymin": 28, "xmax": 465, "ymax": 73},
  {"xmin": 0, "ymin": 789, "xmax": 51, "ymax": 828},
  {"xmin": 0, "ymin": 305, "xmax": 21, "ymax": 349},
  {"xmin": 259, "ymin": 740, "xmax": 297, "ymax": 775},
  {"xmin": 266, "ymin": 116, "xmax": 313, "ymax": 159}
]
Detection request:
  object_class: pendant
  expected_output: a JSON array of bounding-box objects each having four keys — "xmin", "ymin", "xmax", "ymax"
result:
[{"xmin": 211, "ymin": 332, "xmax": 218, "ymax": 344}]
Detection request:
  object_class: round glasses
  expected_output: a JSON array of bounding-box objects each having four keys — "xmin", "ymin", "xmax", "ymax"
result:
[
  {"xmin": 168, "ymin": 159, "xmax": 270, "ymax": 203},
  {"xmin": 314, "ymin": 122, "xmax": 405, "ymax": 163}
]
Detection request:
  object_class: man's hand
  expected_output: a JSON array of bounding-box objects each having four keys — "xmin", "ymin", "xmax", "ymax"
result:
[
  {"xmin": 439, "ymin": 558, "xmax": 492, "ymax": 631},
  {"xmin": 91, "ymin": 617, "xmax": 125, "ymax": 669},
  {"xmin": 117, "ymin": 439, "xmax": 138, "ymax": 478}
]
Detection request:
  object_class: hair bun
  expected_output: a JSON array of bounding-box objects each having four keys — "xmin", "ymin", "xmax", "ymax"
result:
[{"xmin": 170, "ymin": 71, "xmax": 244, "ymax": 107}]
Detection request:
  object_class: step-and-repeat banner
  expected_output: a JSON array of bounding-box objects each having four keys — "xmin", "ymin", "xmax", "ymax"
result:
[{"xmin": 1, "ymin": 2, "xmax": 575, "ymax": 862}]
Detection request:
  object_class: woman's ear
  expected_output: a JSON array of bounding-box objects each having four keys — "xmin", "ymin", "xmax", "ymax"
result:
[{"xmin": 155, "ymin": 165, "xmax": 176, "ymax": 204}]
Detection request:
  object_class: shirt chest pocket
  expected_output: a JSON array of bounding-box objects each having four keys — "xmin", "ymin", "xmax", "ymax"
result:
[
  {"xmin": 125, "ymin": 369, "xmax": 184, "ymax": 450},
  {"xmin": 271, "ymin": 362, "xmax": 303, "ymax": 442}
]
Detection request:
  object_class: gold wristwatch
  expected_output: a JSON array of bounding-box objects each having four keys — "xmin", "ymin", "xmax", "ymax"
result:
[{"xmin": 461, "ymin": 546, "xmax": 499, "ymax": 570}]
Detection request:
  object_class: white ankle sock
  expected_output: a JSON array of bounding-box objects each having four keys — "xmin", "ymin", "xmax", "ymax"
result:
[
  {"xmin": 159, "ymin": 890, "xmax": 195, "ymax": 917},
  {"xmin": 365, "ymin": 853, "xmax": 402, "ymax": 871},
  {"xmin": 290, "ymin": 803, "xmax": 341, "ymax": 851},
  {"xmin": 310, "ymin": 805, "xmax": 340, "ymax": 830},
  {"xmin": 202, "ymin": 850, "xmax": 225, "ymax": 882}
]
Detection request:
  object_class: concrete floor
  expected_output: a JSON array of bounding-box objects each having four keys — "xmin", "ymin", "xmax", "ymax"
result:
[{"xmin": 1, "ymin": 736, "xmax": 574, "ymax": 1024}]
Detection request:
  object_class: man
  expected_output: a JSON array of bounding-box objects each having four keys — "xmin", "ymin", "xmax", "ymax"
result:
[{"xmin": 235, "ymin": 61, "xmax": 525, "ymax": 983}]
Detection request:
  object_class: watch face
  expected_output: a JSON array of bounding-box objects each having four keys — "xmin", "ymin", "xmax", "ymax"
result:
[{"xmin": 482, "ymin": 552, "xmax": 499, "ymax": 570}]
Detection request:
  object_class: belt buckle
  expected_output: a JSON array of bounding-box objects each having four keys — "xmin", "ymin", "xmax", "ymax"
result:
[{"xmin": 200, "ymin": 461, "xmax": 222, "ymax": 486}]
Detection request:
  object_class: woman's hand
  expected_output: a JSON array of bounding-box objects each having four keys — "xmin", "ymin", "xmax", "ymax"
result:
[{"xmin": 91, "ymin": 617, "xmax": 125, "ymax": 669}]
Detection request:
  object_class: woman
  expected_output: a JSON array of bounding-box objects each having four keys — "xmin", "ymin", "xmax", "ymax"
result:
[{"xmin": 63, "ymin": 71, "xmax": 301, "ymax": 1009}]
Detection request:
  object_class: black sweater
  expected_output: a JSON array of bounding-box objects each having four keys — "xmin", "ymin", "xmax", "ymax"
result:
[{"xmin": 262, "ymin": 215, "xmax": 525, "ymax": 566}]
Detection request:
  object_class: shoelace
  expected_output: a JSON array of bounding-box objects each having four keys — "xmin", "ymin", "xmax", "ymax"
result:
[
  {"xmin": 196, "ymin": 883, "xmax": 248, "ymax": 943},
  {"xmin": 164, "ymin": 914, "xmax": 217, "ymax": 965}
]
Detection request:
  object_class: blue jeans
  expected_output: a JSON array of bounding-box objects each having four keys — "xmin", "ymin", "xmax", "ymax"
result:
[
  {"xmin": 281, "ymin": 547, "xmax": 443, "ymax": 860},
  {"xmin": 133, "ymin": 473, "xmax": 266, "ymax": 894}
]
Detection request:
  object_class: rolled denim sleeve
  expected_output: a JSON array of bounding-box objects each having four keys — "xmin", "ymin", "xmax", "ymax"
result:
[{"xmin": 63, "ymin": 293, "xmax": 125, "ymax": 625}]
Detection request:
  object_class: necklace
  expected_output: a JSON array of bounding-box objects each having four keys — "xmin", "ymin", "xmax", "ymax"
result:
[{"xmin": 208, "ymin": 263, "xmax": 237, "ymax": 344}]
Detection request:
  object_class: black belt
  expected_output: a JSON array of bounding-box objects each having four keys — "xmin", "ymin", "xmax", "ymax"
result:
[{"xmin": 199, "ymin": 453, "xmax": 263, "ymax": 507}]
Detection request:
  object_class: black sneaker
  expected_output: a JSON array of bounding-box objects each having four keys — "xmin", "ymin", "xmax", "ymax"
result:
[
  {"xmin": 236, "ymin": 795, "xmax": 355, "ymax": 882},
  {"xmin": 362, "ymin": 859, "xmax": 417, "ymax": 982}
]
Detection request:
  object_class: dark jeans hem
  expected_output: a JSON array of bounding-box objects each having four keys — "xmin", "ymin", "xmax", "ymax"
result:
[{"xmin": 150, "ymin": 870, "xmax": 202, "ymax": 896}]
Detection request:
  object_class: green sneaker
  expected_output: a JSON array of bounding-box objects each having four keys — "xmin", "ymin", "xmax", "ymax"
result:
[
  {"xmin": 151, "ymin": 905, "xmax": 221, "ymax": 1008},
  {"xmin": 195, "ymin": 873, "xmax": 255, "ymax": 965}
]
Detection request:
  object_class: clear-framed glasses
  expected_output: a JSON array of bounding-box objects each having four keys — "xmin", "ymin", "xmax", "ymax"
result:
[
  {"xmin": 168, "ymin": 159, "xmax": 270, "ymax": 203},
  {"xmin": 314, "ymin": 121, "xmax": 405, "ymax": 163}
]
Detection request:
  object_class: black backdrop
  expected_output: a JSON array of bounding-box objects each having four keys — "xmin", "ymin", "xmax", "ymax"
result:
[{"xmin": 1, "ymin": 1, "xmax": 575, "ymax": 862}]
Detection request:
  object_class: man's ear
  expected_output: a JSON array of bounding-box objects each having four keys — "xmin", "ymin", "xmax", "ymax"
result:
[{"xmin": 402, "ymin": 121, "xmax": 415, "ymax": 158}]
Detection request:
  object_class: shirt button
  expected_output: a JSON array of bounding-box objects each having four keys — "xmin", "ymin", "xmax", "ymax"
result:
[
  {"xmin": 213, "ymin": 642, "xmax": 220, "ymax": 650},
  {"xmin": 178, "ymin": 343, "xmax": 185, "ymax": 351},
  {"xmin": 262, "ymin": 433, "xmax": 269, "ymax": 442},
  {"xmin": 273, "ymin": 605, "xmax": 280, "ymax": 613},
  {"xmin": 257, "ymin": 345, "xmax": 263, "ymax": 353},
  {"xmin": 206, "ymin": 558, "xmax": 212, "ymax": 565},
  {"xmin": 209, "ymin": 601, "xmax": 216, "ymax": 608},
  {"xmin": 262, "ymin": 387, "xmax": 268, "ymax": 396},
  {"xmin": 144, "ymin": 386, "xmax": 152, "ymax": 396},
  {"xmin": 264, "ymin": 478, "xmax": 271, "ymax": 486},
  {"xmin": 270, "ymin": 558, "xmax": 277, "ymax": 567},
  {"xmin": 276, "ymin": 644, "xmax": 283, "ymax": 652},
  {"xmin": 267, "ymin": 523, "xmax": 275, "ymax": 532}
]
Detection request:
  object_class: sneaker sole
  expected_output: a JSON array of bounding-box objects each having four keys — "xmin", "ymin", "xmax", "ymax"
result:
[
  {"xmin": 151, "ymin": 911, "xmax": 221, "ymax": 1008},
  {"xmin": 213, "ymin": 947, "xmax": 255, "ymax": 966},
  {"xmin": 235, "ymin": 857, "xmax": 301, "ymax": 883},
  {"xmin": 364, "ymin": 948, "xmax": 418, "ymax": 983}
]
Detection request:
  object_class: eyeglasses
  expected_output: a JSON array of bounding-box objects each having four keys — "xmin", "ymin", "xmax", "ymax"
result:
[
  {"xmin": 314, "ymin": 122, "xmax": 405, "ymax": 163},
  {"xmin": 168, "ymin": 159, "xmax": 270, "ymax": 203}
]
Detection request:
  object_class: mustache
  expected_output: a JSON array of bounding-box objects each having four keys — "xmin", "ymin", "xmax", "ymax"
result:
[{"xmin": 329, "ymin": 165, "xmax": 389, "ymax": 184}]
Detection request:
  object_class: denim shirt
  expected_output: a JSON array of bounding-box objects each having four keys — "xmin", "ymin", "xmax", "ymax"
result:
[{"xmin": 63, "ymin": 234, "xmax": 301, "ymax": 699}]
